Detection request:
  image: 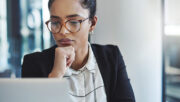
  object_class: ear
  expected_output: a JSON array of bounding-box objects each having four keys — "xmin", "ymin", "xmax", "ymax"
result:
[{"xmin": 89, "ymin": 16, "xmax": 98, "ymax": 32}]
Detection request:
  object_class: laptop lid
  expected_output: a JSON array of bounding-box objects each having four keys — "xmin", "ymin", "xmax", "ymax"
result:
[{"xmin": 0, "ymin": 78, "xmax": 70, "ymax": 102}]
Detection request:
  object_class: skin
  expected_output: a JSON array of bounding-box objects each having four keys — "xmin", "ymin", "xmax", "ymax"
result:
[{"xmin": 48, "ymin": 0, "xmax": 98, "ymax": 78}]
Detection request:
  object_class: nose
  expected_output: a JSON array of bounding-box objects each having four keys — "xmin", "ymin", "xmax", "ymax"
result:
[{"xmin": 59, "ymin": 25, "xmax": 70, "ymax": 35}]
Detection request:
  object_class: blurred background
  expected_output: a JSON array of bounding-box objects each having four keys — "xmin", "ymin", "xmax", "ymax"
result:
[{"xmin": 0, "ymin": 0, "xmax": 180, "ymax": 102}]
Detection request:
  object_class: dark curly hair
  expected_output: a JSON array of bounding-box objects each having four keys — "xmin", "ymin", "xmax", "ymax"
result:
[{"xmin": 48, "ymin": 0, "xmax": 96, "ymax": 20}]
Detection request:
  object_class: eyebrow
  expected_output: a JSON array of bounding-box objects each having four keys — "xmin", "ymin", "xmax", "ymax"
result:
[
  {"xmin": 50, "ymin": 15, "xmax": 60, "ymax": 19},
  {"xmin": 50, "ymin": 14, "xmax": 82, "ymax": 19},
  {"xmin": 66, "ymin": 14, "xmax": 81, "ymax": 18}
]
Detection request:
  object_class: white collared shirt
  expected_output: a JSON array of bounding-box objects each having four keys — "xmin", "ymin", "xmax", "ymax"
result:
[{"xmin": 63, "ymin": 44, "xmax": 107, "ymax": 102}]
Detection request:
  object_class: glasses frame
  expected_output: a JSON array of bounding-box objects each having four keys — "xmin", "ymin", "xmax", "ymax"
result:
[{"xmin": 45, "ymin": 18, "xmax": 89, "ymax": 34}]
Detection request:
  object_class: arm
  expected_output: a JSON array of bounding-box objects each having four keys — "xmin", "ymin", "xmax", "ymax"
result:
[
  {"xmin": 22, "ymin": 46, "xmax": 75, "ymax": 78},
  {"xmin": 21, "ymin": 54, "xmax": 42, "ymax": 77}
]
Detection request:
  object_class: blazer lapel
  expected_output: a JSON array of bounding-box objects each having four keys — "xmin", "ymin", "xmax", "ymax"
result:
[{"xmin": 91, "ymin": 44, "xmax": 111, "ymax": 102}]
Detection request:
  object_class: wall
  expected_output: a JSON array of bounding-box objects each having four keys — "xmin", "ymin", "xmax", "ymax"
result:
[{"xmin": 91, "ymin": 0, "xmax": 163, "ymax": 102}]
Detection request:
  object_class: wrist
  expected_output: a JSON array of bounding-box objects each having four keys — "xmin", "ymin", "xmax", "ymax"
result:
[{"xmin": 48, "ymin": 71, "xmax": 64, "ymax": 78}]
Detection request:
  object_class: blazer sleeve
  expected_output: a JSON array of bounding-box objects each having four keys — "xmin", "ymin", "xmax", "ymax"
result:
[
  {"xmin": 112, "ymin": 46, "xmax": 135, "ymax": 102},
  {"xmin": 21, "ymin": 54, "xmax": 42, "ymax": 77}
]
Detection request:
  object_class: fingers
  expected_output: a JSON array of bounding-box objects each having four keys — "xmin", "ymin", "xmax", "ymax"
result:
[
  {"xmin": 49, "ymin": 46, "xmax": 75, "ymax": 78},
  {"xmin": 55, "ymin": 46, "xmax": 75, "ymax": 67},
  {"xmin": 66, "ymin": 47, "xmax": 75, "ymax": 67}
]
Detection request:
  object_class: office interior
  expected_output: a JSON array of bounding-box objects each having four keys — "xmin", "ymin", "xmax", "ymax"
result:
[{"xmin": 0, "ymin": 0, "xmax": 180, "ymax": 102}]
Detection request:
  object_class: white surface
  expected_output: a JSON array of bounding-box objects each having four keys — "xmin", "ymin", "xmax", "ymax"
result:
[
  {"xmin": 165, "ymin": 0, "xmax": 180, "ymax": 25},
  {"xmin": 165, "ymin": 25, "xmax": 180, "ymax": 35},
  {"xmin": 0, "ymin": 0, "xmax": 9, "ymax": 72},
  {"xmin": 0, "ymin": 78, "xmax": 70, "ymax": 102},
  {"xmin": 165, "ymin": 0, "xmax": 180, "ymax": 36},
  {"xmin": 91, "ymin": 0, "xmax": 163, "ymax": 102}
]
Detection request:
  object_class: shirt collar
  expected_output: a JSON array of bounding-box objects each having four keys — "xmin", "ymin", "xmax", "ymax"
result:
[{"xmin": 85, "ymin": 43, "xmax": 96, "ymax": 73}]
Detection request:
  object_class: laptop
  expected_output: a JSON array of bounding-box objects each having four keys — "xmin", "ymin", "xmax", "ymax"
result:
[{"xmin": 0, "ymin": 78, "xmax": 70, "ymax": 102}]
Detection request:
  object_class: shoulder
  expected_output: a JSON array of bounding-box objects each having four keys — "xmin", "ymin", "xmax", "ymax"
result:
[
  {"xmin": 22, "ymin": 45, "xmax": 57, "ymax": 77},
  {"xmin": 91, "ymin": 43, "xmax": 126, "ymax": 73},
  {"xmin": 91, "ymin": 43, "xmax": 118, "ymax": 50},
  {"xmin": 22, "ymin": 45, "xmax": 56, "ymax": 68},
  {"xmin": 91, "ymin": 43, "xmax": 122, "ymax": 59},
  {"xmin": 91, "ymin": 43, "xmax": 124, "ymax": 71},
  {"xmin": 23, "ymin": 45, "xmax": 57, "ymax": 60}
]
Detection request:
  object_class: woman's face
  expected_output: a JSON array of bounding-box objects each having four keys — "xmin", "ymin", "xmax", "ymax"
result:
[{"xmin": 49, "ymin": 0, "xmax": 96, "ymax": 50}]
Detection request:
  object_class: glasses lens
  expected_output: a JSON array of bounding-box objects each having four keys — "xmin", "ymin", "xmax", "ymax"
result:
[
  {"xmin": 66, "ymin": 20, "xmax": 80, "ymax": 32},
  {"xmin": 48, "ymin": 21, "xmax": 61, "ymax": 33}
]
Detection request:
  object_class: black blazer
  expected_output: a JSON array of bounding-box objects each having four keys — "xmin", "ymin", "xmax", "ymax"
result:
[{"xmin": 22, "ymin": 44, "xmax": 135, "ymax": 102}]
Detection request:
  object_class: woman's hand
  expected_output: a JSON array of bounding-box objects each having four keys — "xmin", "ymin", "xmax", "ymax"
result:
[{"xmin": 48, "ymin": 46, "xmax": 75, "ymax": 78}]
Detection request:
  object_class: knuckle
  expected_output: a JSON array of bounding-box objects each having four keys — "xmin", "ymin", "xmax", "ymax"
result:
[{"xmin": 55, "ymin": 48, "xmax": 64, "ymax": 53}]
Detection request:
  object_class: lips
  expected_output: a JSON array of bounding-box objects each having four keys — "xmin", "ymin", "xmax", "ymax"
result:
[{"xmin": 58, "ymin": 38, "xmax": 74, "ymax": 46}]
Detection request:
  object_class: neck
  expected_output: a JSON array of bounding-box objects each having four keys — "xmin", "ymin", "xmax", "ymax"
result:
[{"xmin": 71, "ymin": 44, "xmax": 89, "ymax": 70}]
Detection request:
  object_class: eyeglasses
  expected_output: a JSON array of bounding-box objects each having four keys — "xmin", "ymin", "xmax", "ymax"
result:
[{"xmin": 45, "ymin": 18, "xmax": 89, "ymax": 34}]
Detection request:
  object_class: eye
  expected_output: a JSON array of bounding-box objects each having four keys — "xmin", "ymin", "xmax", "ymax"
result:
[
  {"xmin": 51, "ymin": 21, "xmax": 60, "ymax": 26},
  {"xmin": 69, "ymin": 20, "xmax": 79, "ymax": 25}
]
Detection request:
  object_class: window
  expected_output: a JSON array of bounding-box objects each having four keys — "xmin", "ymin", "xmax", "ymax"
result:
[
  {"xmin": 164, "ymin": 0, "xmax": 180, "ymax": 101},
  {"xmin": 0, "ymin": 0, "xmax": 53, "ymax": 78},
  {"xmin": 0, "ymin": 0, "xmax": 9, "ymax": 76}
]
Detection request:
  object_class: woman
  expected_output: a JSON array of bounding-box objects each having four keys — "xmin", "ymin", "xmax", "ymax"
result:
[{"xmin": 22, "ymin": 0, "xmax": 135, "ymax": 102}]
